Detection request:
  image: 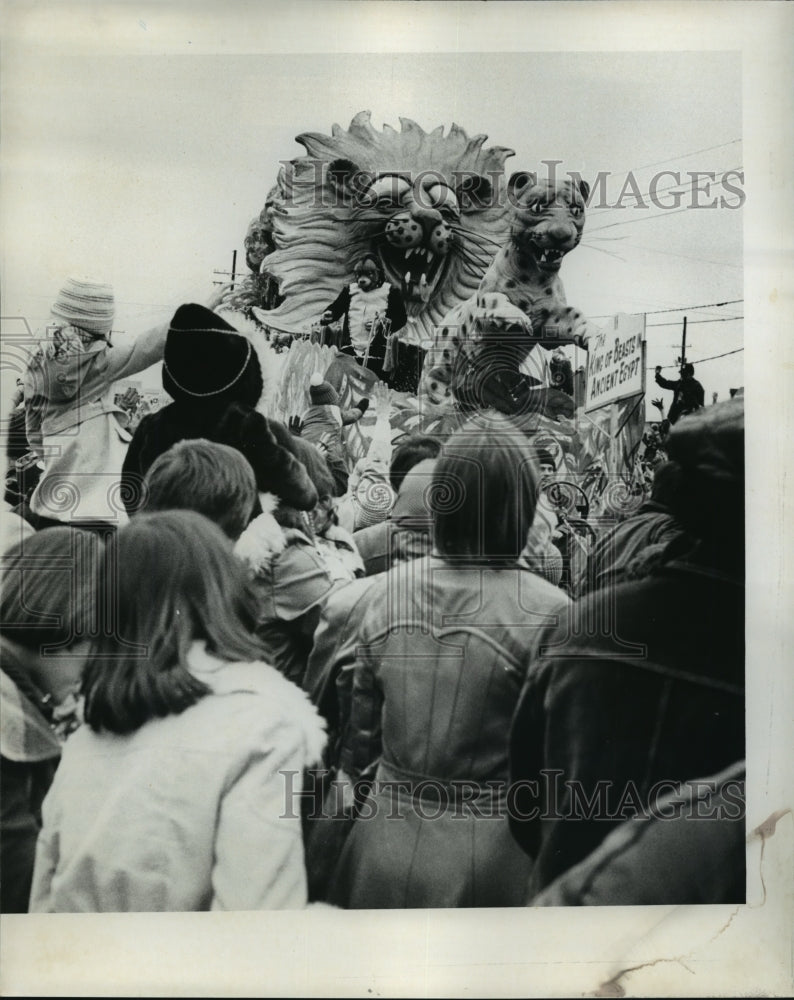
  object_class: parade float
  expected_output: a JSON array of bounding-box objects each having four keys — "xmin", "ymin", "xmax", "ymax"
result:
[{"xmin": 216, "ymin": 112, "xmax": 648, "ymax": 553}]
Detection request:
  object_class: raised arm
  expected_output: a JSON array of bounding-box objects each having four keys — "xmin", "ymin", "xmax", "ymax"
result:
[
  {"xmin": 102, "ymin": 320, "xmax": 170, "ymax": 383},
  {"xmin": 654, "ymin": 369, "xmax": 680, "ymax": 392}
]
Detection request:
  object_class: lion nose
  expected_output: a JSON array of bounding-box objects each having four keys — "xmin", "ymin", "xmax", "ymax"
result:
[
  {"xmin": 385, "ymin": 206, "xmax": 451, "ymax": 255},
  {"xmin": 412, "ymin": 206, "xmax": 451, "ymax": 255}
]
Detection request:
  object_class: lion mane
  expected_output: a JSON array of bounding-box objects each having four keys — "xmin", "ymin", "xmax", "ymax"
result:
[{"xmin": 253, "ymin": 110, "xmax": 515, "ymax": 345}]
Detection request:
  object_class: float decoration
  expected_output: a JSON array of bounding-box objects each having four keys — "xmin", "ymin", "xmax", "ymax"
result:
[{"xmin": 247, "ymin": 110, "xmax": 515, "ymax": 346}]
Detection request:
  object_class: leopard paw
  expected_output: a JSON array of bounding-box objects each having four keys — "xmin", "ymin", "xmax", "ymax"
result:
[{"xmin": 534, "ymin": 304, "xmax": 595, "ymax": 349}]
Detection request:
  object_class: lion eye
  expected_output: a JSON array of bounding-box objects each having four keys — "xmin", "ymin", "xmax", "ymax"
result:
[
  {"xmin": 528, "ymin": 202, "xmax": 545, "ymax": 214},
  {"xmin": 367, "ymin": 174, "xmax": 411, "ymax": 211},
  {"xmin": 425, "ymin": 182, "xmax": 460, "ymax": 219},
  {"xmin": 376, "ymin": 196, "xmax": 402, "ymax": 211},
  {"xmin": 570, "ymin": 204, "xmax": 583, "ymax": 217}
]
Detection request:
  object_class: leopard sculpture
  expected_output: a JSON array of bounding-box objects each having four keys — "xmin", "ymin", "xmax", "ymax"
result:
[{"xmin": 420, "ymin": 172, "xmax": 597, "ymax": 415}]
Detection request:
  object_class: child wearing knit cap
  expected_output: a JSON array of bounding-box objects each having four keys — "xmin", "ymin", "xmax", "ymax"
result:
[
  {"xmin": 22, "ymin": 277, "xmax": 171, "ymax": 530},
  {"xmin": 296, "ymin": 372, "xmax": 370, "ymax": 497}
]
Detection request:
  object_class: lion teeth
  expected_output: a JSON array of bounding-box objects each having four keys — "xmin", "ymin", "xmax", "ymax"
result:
[
  {"xmin": 405, "ymin": 247, "xmax": 436, "ymax": 263},
  {"xmin": 405, "ymin": 271, "xmax": 412, "ymax": 284}
]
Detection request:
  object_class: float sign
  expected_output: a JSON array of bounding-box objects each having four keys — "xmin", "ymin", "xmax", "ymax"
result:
[{"xmin": 585, "ymin": 312, "xmax": 646, "ymax": 413}]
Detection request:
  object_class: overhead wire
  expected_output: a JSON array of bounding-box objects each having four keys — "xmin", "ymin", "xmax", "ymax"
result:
[
  {"xmin": 648, "ymin": 346, "xmax": 744, "ymax": 370},
  {"xmin": 589, "ymin": 298, "xmax": 742, "ymax": 320},
  {"xmin": 645, "ymin": 315, "xmax": 743, "ymax": 328},
  {"xmin": 629, "ymin": 138, "xmax": 742, "ymax": 174},
  {"xmin": 611, "ymin": 242, "xmax": 742, "ymax": 270},
  {"xmin": 586, "ymin": 165, "xmax": 743, "ymax": 217}
]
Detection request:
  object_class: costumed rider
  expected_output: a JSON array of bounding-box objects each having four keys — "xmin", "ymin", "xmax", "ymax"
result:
[
  {"xmin": 320, "ymin": 255, "xmax": 407, "ymax": 384},
  {"xmin": 654, "ymin": 363, "xmax": 705, "ymax": 426}
]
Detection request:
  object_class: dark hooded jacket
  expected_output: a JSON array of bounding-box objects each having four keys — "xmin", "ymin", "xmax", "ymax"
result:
[{"xmin": 121, "ymin": 311, "xmax": 316, "ymax": 514}]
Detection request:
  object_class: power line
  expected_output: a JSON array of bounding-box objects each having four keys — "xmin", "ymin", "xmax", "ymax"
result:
[
  {"xmin": 648, "ymin": 346, "xmax": 743, "ymax": 370},
  {"xmin": 627, "ymin": 139, "xmax": 742, "ymax": 174},
  {"xmin": 612, "ymin": 242, "xmax": 742, "ymax": 270},
  {"xmin": 586, "ymin": 171, "xmax": 742, "ymax": 232},
  {"xmin": 590, "ymin": 298, "xmax": 742, "ymax": 320},
  {"xmin": 587, "ymin": 165, "xmax": 742, "ymax": 216},
  {"xmin": 646, "ymin": 315, "xmax": 743, "ymax": 328},
  {"xmin": 645, "ymin": 299, "xmax": 742, "ymax": 315},
  {"xmin": 586, "ymin": 204, "xmax": 698, "ymax": 234}
]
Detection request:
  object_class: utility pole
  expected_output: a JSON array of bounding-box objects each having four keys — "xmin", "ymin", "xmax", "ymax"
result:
[
  {"xmin": 680, "ymin": 316, "xmax": 687, "ymax": 369},
  {"xmin": 212, "ymin": 251, "xmax": 240, "ymax": 287}
]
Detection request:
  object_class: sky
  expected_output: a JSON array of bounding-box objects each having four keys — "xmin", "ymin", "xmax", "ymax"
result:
[{"xmin": 1, "ymin": 9, "xmax": 745, "ymax": 414}]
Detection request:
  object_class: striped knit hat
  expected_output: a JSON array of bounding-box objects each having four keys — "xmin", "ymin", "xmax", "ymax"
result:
[
  {"xmin": 309, "ymin": 371, "xmax": 339, "ymax": 406},
  {"xmin": 50, "ymin": 277, "xmax": 115, "ymax": 336}
]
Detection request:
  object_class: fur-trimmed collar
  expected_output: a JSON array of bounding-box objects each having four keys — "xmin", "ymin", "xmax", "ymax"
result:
[{"xmin": 234, "ymin": 493, "xmax": 286, "ymax": 573}]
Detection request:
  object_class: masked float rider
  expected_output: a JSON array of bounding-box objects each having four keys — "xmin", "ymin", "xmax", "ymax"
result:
[{"xmin": 320, "ymin": 255, "xmax": 407, "ymax": 384}]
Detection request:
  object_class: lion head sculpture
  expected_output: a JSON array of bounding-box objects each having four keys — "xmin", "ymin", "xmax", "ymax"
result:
[{"xmin": 252, "ymin": 111, "xmax": 516, "ymax": 344}]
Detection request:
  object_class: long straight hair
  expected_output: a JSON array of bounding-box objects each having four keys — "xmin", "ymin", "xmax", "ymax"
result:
[
  {"xmin": 431, "ymin": 414, "xmax": 540, "ymax": 564},
  {"xmin": 82, "ymin": 511, "xmax": 267, "ymax": 734}
]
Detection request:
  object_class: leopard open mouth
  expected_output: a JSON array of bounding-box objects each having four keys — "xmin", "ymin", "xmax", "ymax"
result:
[
  {"xmin": 530, "ymin": 245, "xmax": 570, "ymax": 272},
  {"xmin": 536, "ymin": 247, "xmax": 566, "ymax": 266},
  {"xmin": 379, "ymin": 245, "xmax": 447, "ymax": 306}
]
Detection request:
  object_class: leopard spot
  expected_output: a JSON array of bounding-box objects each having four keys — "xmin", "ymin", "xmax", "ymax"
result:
[
  {"xmin": 441, "ymin": 327, "xmax": 449, "ymax": 337},
  {"xmin": 505, "ymin": 278, "xmax": 515, "ymax": 289},
  {"xmin": 545, "ymin": 288, "xmax": 552, "ymax": 295}
]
